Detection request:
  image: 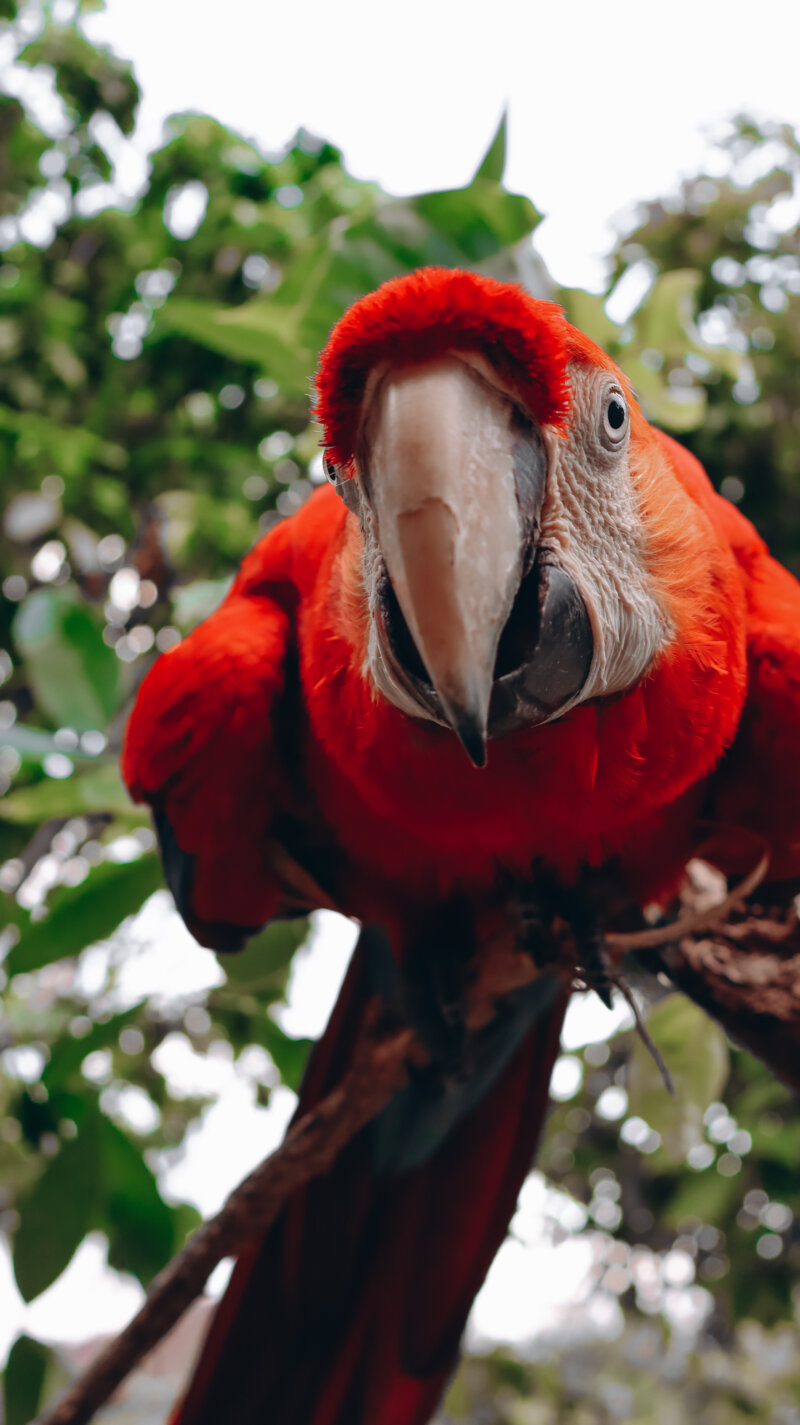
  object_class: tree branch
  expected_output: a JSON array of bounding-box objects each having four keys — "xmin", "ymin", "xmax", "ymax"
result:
[
  {"xmin": 661, "ymin": 894, "xmax": 800, "ymax": 1096},
  {"xmin": 35, "ymin": 1008, "xmax": 421, "ymax": 1425},
  {"xmin": 604, "ymin": 853, "xmax": 770, "ymax": 955}
]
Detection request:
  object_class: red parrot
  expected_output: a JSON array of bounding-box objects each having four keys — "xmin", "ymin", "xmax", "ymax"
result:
[{"xmin": 122, "ymin": 268, "xmax": 800, "ymax": 1425}]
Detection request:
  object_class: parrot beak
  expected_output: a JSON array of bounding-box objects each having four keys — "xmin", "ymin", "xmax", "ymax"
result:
[{"xmin": 361, "ymin": 357, "xmax": 536, "ymax": 767}]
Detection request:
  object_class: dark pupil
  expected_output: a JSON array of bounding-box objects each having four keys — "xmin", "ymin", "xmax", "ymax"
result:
[{"xmin": 607, "ymin": 398, "xmax": 625, "ymax": 431}]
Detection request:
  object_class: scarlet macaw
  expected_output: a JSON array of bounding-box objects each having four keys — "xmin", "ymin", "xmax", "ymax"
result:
[{"xmin": 122, "ymin": 268, "xmax": 800, "ymax": 1425}]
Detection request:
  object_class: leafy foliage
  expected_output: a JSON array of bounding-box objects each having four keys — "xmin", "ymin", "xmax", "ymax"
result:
[
  {"xmin": 589, "ymin": 121, "xmax": 800, "ymax": 571},
  {"xmin": 3, "ymin": 1333, "xmax": 61, "ymax": 1425},
  {"xmin": 0, "ymin": 4, "xmax": 798, "ymax": 1421}
]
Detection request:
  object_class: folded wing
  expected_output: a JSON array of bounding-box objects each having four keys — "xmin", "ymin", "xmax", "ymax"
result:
[{"xmin": 121, "ymin": 583, "xmax": 294, "ymax": 949}]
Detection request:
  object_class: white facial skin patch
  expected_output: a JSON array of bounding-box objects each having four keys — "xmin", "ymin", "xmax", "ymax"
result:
[{"xmin": 540, "ymin": 363, "xmax": 672, "ymax": 708}]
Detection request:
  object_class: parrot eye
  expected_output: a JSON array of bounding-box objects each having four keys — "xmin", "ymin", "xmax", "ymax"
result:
[
  {"xmin": 323, "ymin": 455, "xmax": 338, "ymax": 483},
  {"xmin": 600, "ymin": 390, "xmax": 629, "ymax": 449}
]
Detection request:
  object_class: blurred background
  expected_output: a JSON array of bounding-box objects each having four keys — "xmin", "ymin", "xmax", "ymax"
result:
[{"xmin": 1, "ymin": 0, "xmax": 800, "ymax": 1420}]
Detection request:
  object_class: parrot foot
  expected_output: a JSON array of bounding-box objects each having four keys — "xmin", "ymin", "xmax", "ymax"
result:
[
  {"xmin": 516, "ymin": 865, "xmax": 632, "ymax": 1009},
  {"xmin": 572, "ymin": 928, "xmax": 615, "ymax": 1009},
  {"xmin": 515, "ymin": 867, "xmax": 676, "ymax": 1094}
]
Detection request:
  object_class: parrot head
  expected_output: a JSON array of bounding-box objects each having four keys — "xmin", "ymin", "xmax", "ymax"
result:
[{"xmin": 315, "ymin": 268, "xmax": 694, "ymax": 767}]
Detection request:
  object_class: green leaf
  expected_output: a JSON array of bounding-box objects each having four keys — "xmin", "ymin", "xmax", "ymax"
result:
[
  {"xmin": 622, "ymin": 267, "xmax": 745, "ymax": 432},
  {"xmin": 748, "ymin": 1117, "xmax": 800, "ymax": 1169},
  {"xmin": 6, "ymin": 854, "xmax": 163, "ymax": 974},
  {"xmin": 170, "ymin": 576, "xmax": 232, "ymax": 631},
  {"xmin": 12, "ymin": 588, "xmax": 120, "ymax": 732},
  {"xmin": 635, "ymin": 269, "xmax": 701, "ymax": 355},
  {"xmin": 473, "ymin": 111, "xmax": 507, "ymax": 183},
  {"xmin": 661, "ymin": 1158, "xmax": 739, "ymax": 1230},
  {"xmin": 0, "ymin": 403, "xmax": 124, "ymax": 474},
  {"xmin": 626, "ymin": 355, "xmax": 708, "ymax": 433},
  {"xmin": 0, "ymin": 723, "xmax": 89, "ymax": 766},
  {"xmin": 0, "ymin": 762, "xmax": 135, "ymax": 824},
  {"xmin": 99, "ymin": 1117, "xmax": 177, "ymax": 1284},
  {"xmin": 559, "ymin": 288, "xmax": 619, "ymax": 349},
  {"xmin": 43, "ymin": 1006, "xmax": 144, "ymax": 1093},
  {"xmin": 13, "ymin": 1107, "xmax": 189, "ymax": 1300},
  {"xmin": 3, "ymin": 1334, "xmax": 55, "ymax": 1425},
  {"xmin": 626, "ymin": 995, "xmax": 729, "ymax": 1164},
  {"xmin": 20, "ymin": 27, "xmax": 139, "ymax": 134},
  {"xmin": 220, "ymin": 917, "xmax": 310, "ymax": 988},
  {"xmin": 261, "ymin": 1016, "xmax": 313, "ymax": 1091},
  {"xmin": 414, "ymin": 182, "xmax": 540, "ymax": 262},
  {"xmin": 156, "ymin": 297, "xmax": 311, "ymax": 389},
  {"xmin": 13, "ymin": 1121, "xmax": 99, "ymax": 1300}
]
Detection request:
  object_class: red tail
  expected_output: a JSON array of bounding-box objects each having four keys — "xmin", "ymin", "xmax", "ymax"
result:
[{"xmin": 170, "ymin": 940, "xmax": 567, "ymax": 1425}]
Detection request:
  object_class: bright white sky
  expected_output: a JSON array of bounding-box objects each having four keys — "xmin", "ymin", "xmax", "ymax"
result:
[
  {"xmin": 83, "ymin": 0, "xmax": 800, "ymax": 290},
  {"xmin": 3, "ymin": 0, "xmax": 794, "ymax": 1388}
]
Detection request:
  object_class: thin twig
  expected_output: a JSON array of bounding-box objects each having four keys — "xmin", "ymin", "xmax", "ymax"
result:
[
  {"xmin": 604, "ymin": 853, "xmax": 770, "ymax": 955},
  {"xmin": 612, "ymin": 974, "xmax": 675, "ymax": 1096}
]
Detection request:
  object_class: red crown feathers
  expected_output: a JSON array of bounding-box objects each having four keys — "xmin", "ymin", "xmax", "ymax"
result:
[{"xmin": 314, "ymin": 267, "xmax": 571, "ymax": 471}]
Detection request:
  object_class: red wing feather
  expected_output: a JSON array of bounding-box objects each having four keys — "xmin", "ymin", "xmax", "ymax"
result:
[
  {"xmin": 652, "ymin": 429, "xmax": 800, "ymax": 883},
  {"xmin": 121, "ymin": 588, "xmax": 293, "ymax": 945},
  {"xmin": 711, "ymin": 516, "xmax": 800, "ymax": 883}
]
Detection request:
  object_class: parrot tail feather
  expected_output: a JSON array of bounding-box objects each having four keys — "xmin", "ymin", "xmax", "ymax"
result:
[{"xmin": 170, "ymin": 929, "xmax": 567, "ymax": 1425}]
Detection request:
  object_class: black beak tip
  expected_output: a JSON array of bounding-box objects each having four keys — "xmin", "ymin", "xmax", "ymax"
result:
[{"xmin": 454, "ymin": 716, "xmax": 488, "ymax": 769}]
